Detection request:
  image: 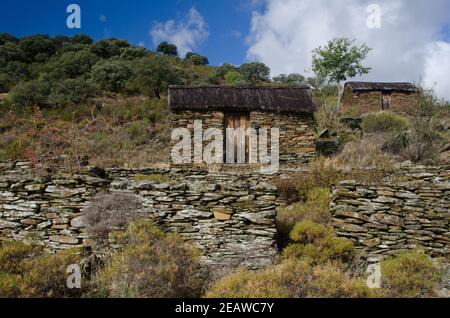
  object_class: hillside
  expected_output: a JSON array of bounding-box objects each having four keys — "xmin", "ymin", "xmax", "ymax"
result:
[{"xmin": 0, "ymin": 33, "xmax": 329, "ymax": 172}]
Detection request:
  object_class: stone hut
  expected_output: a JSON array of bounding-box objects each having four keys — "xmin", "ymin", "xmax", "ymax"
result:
[
  {"xmin": 340, "ymin": 82, "xmax": 418, "ymax": 116},
  {"xmin": 168, "ymin": 85, "xmax": 317, "ymax": 168}
]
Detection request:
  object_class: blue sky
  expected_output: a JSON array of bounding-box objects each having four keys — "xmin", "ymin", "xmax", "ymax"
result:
[
  {"xmin": 0, "ymin": 0, "xmax": 260, "ymax": 66},
  {"xmin": 1, "ymin": 0, "xmax": 450, "ymax": 100}
]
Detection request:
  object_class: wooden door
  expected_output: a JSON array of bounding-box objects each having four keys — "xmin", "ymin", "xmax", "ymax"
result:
[
  {"xmin": 382, "ymin": 92, "xmax": 391, "ymax": 110},
  {"xmin": 224, "ymin": 112, "xmax": 250, "ymax": 163}
]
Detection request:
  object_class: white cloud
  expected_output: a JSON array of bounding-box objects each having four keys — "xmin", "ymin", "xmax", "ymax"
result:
[
  {"xmin": 150, "ymin": 7, "xmax": 209, "ymax": 57},
  {"xmin": 99, "ymin": 14, "xmax": 107, "ymax": 23},
  {"xmin": 424, "ymin": 41, "xmax": 450, "ymax": 100},
  {"xmin": 246, "ymin": 0, "xmax": 450, "ymax": 100}
]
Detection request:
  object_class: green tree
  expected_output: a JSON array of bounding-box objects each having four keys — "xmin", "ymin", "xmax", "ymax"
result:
[
  {"xmin": 91, "ymin": 60, "xmax": 132, "ymax": 92},
  {"xmin": 53, "ymin": 35, "xmax": 71, "ymax": 49},
  {"xmin": 71, "ymin": 34, "xmax": 94, "ymax": 45},
  {"xmin": 10, "ymin": 80, "xmax": 50, "ymax": 107},
  {"xmin": 306, "ymin": 76, "xmax": 326, "ymax": 89},
  {"xmin": 18, "ymin": 35, "xmax": 57, "ymax": 62},
  {"xmin": 312, "ymin": 38, "xmax": 371, "ymax": 102},
  {"xmin": 110, "ymin": 38, "xmax": 131, "ymax": 48},
  {"xmin": 273, "ymin": 73, "xmax": 306, "ymax": 87},
  {"xmin": 224, "ymin": 71, "xmax": 246, "ymax": 85},
  {"xmin": 185, "ymin": 52, "xmax": 209, "ymax": 65},
  {"xmin": 1, "ymin": 61, "xmax": 29, "ymax": 89},
  {"xmin": 90, "ymin": 40, "xmax": 121, "ymax": 59},
  {"xmin": 120, "ymin": 47, "xmax": 147, "ymax": 60},
  {"xmin": 156, "ymin": 41, "xmax": 178, "ymax": 57},
  {"xmin": 0, "ymin": 42, "xmax": 26, "ymax": 65},
  {"xmin": 0, "ymin": 33, "xmax": 18, "ymax": 45},
  {"xmin": 49, "ymin": 50, "xmax": 99, "ymax": 79},
  {"xmin": 216, "ymin": 63, "xmax": 238, "ymax": 79},
  {"xmin": 239, "ymin": 62, "xmax": 270, "ymax": 83},
  {"xmin": 131, "ymin": 55, "xmax": 183, "ymax": 98},
  {"xmin": 48, "ymin": 78, "xmax": 97, "ymax": 107}
]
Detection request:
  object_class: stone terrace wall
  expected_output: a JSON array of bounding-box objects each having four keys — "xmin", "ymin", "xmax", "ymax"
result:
[
  {"xmin": 331, "ymin": 165, "xmax": 450, "ymax": 257},
  {"xmin": 0, "ymin": 161, "xmax": 278, "ymax": 269}
]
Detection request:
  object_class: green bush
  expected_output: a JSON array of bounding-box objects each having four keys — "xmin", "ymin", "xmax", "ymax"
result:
[
  {"xmin": 361, "ymin": 112, "xmax": 409, "ymax": 134},
  {"xmin": 93, "ymin": 220, "xmax": 203, "ymax": 298},
  {"xmin": 276, "ymin": 187, "xmax": 331, "ymax": 247},
  {"xmin": 0, "ymin": 241, "xmax": 42, "ymax": 274},
  {"xmin": 0, "ymin": 241, "xmax": 83, "ymax": 298},
  {"xmin": 10, "ymin": 80, "xmax": 50, "ymax": 107},
  {"xmin": 20, "ymin": 249, "xmax": 83, "ymax": 298},
  {"xmin": 205, "ymin": 259, "xmax": 375, "ymax": 298},
  {"xmin": 295, "ymin": 157, "xmax": 342, "ymax": 201},
  {"xmin": 381, "ymin": 250, "xmax": 442, "ymax": 298},
  {"xmin": 91, "ymin": 59, "xmax": 132, "ymax": 92},
  {"xmin": 283, "ymin": 220, "xmax": 354, "ymax": 265},
  {"xmin": 47, "ymin": 78, "xmax": 97, "ymax": 107}
]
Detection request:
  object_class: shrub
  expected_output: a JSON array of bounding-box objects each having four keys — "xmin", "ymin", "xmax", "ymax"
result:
[
  {"xmin": 400, "ymin": 89, "xmax": 443, "ymax": 163},
  {"xmin": 0, "ymin": 242, "xmax": 83, "ymax": 298},
  {"xmin": 205, "ymin": 259, "xmax": 375, "ymax": 298},
  {"xmin": 10, "ymin": 80, "xmax": 50, "ymax": 107},
  {"xmin": 83, "ymin": 193, "xmax": 151, "ymax": 243},
  {"xmin": 294, "ymin": 157, "xmax": 342, "ymax": 201},
  {"xmin": 276, "ymin": 187, "xmax": 331, "ymax": 247},
  {"xmin": 289, "ymin": 220, "xmax": 330, "ymax": 243},
  {"xmin": 381, "ymin": 250, "xmax": 442, "ymax": 298},
  {"xmin": 283, "ymin": 220, "xmax": 354, "ymax": 265},
  {"xmin": 20, "ymin": 249, "xmax": 83, "ymax": 298},
  {"xmin": 274, "ymin": 177, "xmax": 298, "ymax": 204},
  {"xmin": 306, "ymin": 262, "xmax": 377, "ymax": 298},
  {"xmin": 361, "ymin": 111, "xmax": 409, "ymax": 134},
  {"xmin": 91, "ymin": 60, "xmax": 132, "ymax": 92},
  {"xmin": 0, "ymin": 273, "xmax": 22, "ymax": 297},
  {"xmin": 205, "ymin": 267, "xmax": 290, "ymax": 298},
  {"xmin": 0, "ymin": 241, "xmax": 42, "ymax": 274},
  {"xmin": 93, "ymin": 220, "xmax": 203, "ymax": 298},
  {"xmin": 224, "ymin": 71, "xmax": 246, "ymax": 85},
  {"xmin": 47, "ymin": 78, "xmax": 97, "ymax": 107},
  {"xmin": 314, "ymin": 102, "xmax": 340, "ymax": 133}
]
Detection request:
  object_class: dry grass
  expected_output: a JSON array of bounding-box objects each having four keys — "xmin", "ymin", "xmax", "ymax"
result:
[
  {"xmin": 335, "ymin": 136, "xmax": 394, "ymax": 172},
  {"xmin": 0, "ymin": 96, "xmax": 170, "ymax": 172}
]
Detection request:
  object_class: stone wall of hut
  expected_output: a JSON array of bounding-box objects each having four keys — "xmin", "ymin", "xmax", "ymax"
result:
[
  {"xmin": 340, "ymin": 86, "xmax": 418, "ymax": 116},
  {"xmin": 170, "ymin": 110, "xmax": 316, "ymax": 168}
]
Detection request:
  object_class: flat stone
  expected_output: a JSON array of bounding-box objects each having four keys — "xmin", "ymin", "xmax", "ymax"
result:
[
  {"xmin": 25, "ymin": 184, "xmax": 46, "ymax": 192},
  {"xmin": 70, "ymin": 216, "xmax": 85, "ymax": 228},
  {"xmin": 369, "ymin": 213, "xmax": 404, "ymax": 227},
  {"xmin": 336, "ymin": 223, "xmax": 366, "ymax": 232},
  {"xmin": 49, "ymin": 235, "xmax": 79, "ymax": 245},
  {"xmin": 0, "ymin": 220, "xmax": 20, "ymax": 228},
  {"xmin": 37, "ymin": 221, "xmax": 52, "ymax": 229},
  {"xmin": 361, "ymin": 238, "xmax": 381, "ymax": 247}
]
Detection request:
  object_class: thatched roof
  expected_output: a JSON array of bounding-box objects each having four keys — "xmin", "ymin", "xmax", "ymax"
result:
[
  {"xmin": 345, "ymin": 82, "xmax": 417, "ymax": 92},
  {"xmin": 168, "ymin": 85, "xmax": 315, "ymax": 114}
]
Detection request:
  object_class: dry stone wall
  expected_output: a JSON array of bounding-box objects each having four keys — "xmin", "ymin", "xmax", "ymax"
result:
[
  {"xmin": 340, "ymin": 86, "xmax": 418, "ymax": 116},
  {"xmin": 0, "ymin": 161, "xmax": 278, "ymax": 269},
  {"xmin": 331, "ymin": 165, "xmax": 450, "ymax": 257},
  {"xmin": 170, "ymin": 110, "xmax": 316, "ymax": 167}
]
